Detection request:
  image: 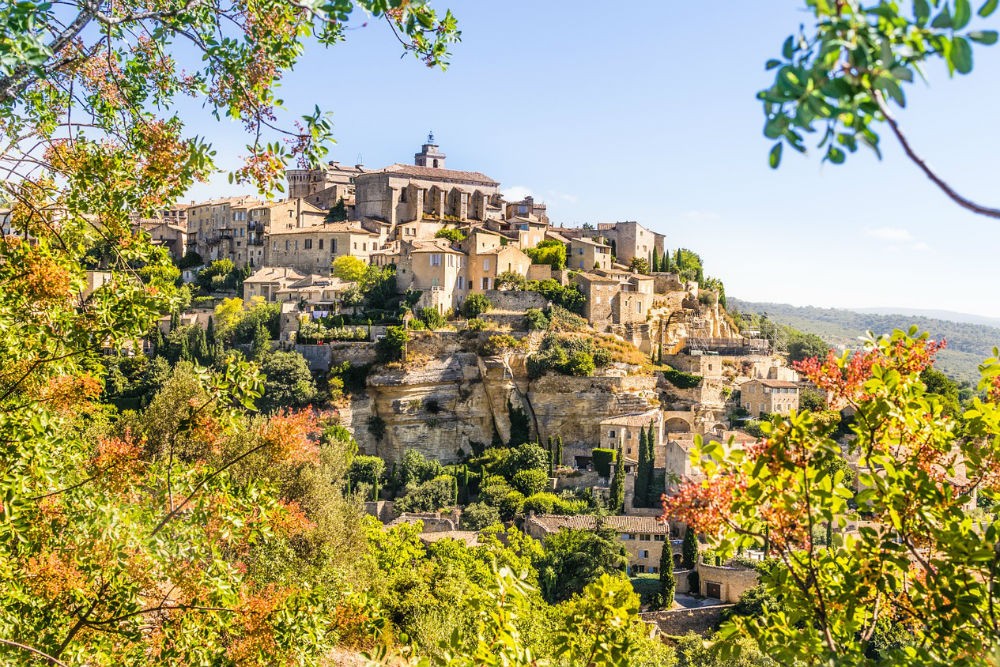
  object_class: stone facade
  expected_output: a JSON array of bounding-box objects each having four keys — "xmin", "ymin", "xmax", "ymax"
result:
[
  {"xmin": 568, "ymin": 236, "xmax": 612, "ymax": 271},
  {"xmin": 592, "ymin": 220, "xmax": 665, "ymax": 267},
  {"xmin": 697, "ymin": 562, "xmax": 760, "ymax": 603},
  {"xmin": 265, "ymin": 221, "xmax": 379, "ymax": 275},
  {"xmin": 741, "ymin": 378, "xmax": 800, "ymax": 416}
]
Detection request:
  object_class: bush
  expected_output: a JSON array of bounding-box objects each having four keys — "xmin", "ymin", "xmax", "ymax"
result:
[
  {"xmin": 419, "ymin": 307, "xmax": 448, "ymax": 330},
  {"xmin": 662, "ymin": 366, "xmax": 702, "ymax": 389},
  {"xmin": 367, "ymin": 415, "xmax": 387, "ymax": 441},
  {"xmin": 376, "ymin": 326, "xmax": 408, "ymax": 362},
  {"xmin": 398, "ymin": 450, "xmax": 442, "ymax": 487},
  {"xmin": 434, "ymin": 228, "xmax": 466, "ymax": 243},
  {"xmin": 258, "ymin": 351, "xmax": 318, "ymax": 413},
  {"xmin": 525, "ymin": 239, "xmax": 567, "ymax": 270},
  {"xmin": 522, "ymin": 492, "xmax": 589, "ymax": 515},
  {"xmin": 527, "ymin": 335, "xmax": 608, "ymax": 379},
  {"xmin": 511, "ymin": 468, "xmax": 550, "ymax": 496},
  {"xmin": 479, "ymin": 334, "xmax": 523, "ymax": 357},
  {"xmin": 465, "ymin": 317, "xmax": 487, "ymax": 332},
  {"xmin": 349, "ymin": 455, "xmax": 386, "ymax": 487},
  {"xmin": 524, "ymin": 308, "xmax": 550, "ymax": 331},
  {"xmin": 394, "ymin": 474, "xmax": 457, "ymax": 513},
  {"xmin": 478, "ymin": 475, "xmax": 525, "ymax": 520},
  {"xmin": 687, "ymin": 570, "xmax": 700, "ymax": 595},
  {"xmin": 592, "ymin": 448, "xmax": 616, "ymax": 478},
  {"xmin": 461, "ymin": 293, "xmax": 493, "ymax": 319},
  {"xmin": 460, "ymin": 502, "xmax": 502, "ymax": 530},
  {"xmin": 565, "ymin": 350, "xmax": 595, "ymax": 377},
  {"xmin": 495, "ymin": 271, "xmax": 527, "ymax": 290}
]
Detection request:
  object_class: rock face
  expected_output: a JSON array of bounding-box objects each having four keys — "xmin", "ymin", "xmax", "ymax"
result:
[{"xmin": 352, "ymin": 349, "xmax": 661, "ymax": 464}]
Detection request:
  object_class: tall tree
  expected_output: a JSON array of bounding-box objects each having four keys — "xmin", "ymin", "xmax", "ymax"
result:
[
  {"xmin": 659, "ymin": 537, "xmax": 675, "ymax": 608},
  {"xmin": 682, "ymin": 525, "xmax": 698, "ymax": 570},
  {"xmin": 609, "ymin": 447, "xmax": 625, "ymax": 514},
  {"xmin": 634, "ymin": 426, "xmax": 650, "ymax": 508}
]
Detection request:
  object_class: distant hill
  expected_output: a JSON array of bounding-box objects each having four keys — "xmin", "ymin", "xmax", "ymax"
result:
[
  {"xmin": 852, "ymin": 307, "xmax": 1000, "ymax": 329},
  {"xmin": 728, "ymin": 299, "xmax": 1000, "ymax": 385}
]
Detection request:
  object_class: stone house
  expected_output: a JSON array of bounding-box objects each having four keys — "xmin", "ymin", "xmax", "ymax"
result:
[
  {"xmin": 599, "ymin": 411, "xmax": 665, "ymax": 466},
  {"xmin": 352, "ymin": 136, "xmax": 502, "ymax": 228},
  {"xmin": 185, "ymin": 196, "xmax": 265, "ymax": 264},
  {"xmin": 568, "ymin": 236, "xmax": 612, "ymax": 271},
  {"xmin": 137, "ymin": 220, "xmax": 188, "ymax": 260},
  {"xmin": 265, "ymin": 221, "xmax": 380, "ymax": 276},
  {"xmin": 244, "ymin": 199, "xmax": 327, "ymax": 268},
  {"xmin": 285, "ymin": 160, "xmax": 365, "ymax": 212},
  {"xmin": 523, "ymin": 514, "xmax": 680, "ymax": 574},
  {"xmin": 741, "ymin": 379, "xmax": 800, "ymax": 417},
  {"xmin": 504, "ymin": 196, "xmax": 549, "ymax": 225},
  {"xmin": 394, "ymin": 238, "xmax": 468, "ymax": 313},
  {"xmin": 243, "ymin": 266, "xmax": 305, "ymax": 302},
  {"xmin": 273, "ymin": 274, "xmax": 352, "ymax": 313},
  {"xmin": 590, "ymin": 220, "xmax": 665, "ymax": 267},
  {"xmin": 572, "ymin": 272, "xmax": 619, "ymax": 325},
  {"xmin": 460, "ymin": 229, "xmax": 532, "ymax": 291}
]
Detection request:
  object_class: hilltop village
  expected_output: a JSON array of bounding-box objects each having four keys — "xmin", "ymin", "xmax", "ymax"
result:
[{"xmin": 127, "ymin": 135, "xmax": 810, "ymax": 612}]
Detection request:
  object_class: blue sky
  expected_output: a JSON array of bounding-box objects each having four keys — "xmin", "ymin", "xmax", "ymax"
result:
[{"xmin": 185, "ymin": 1, "xmax": 1000, "ymax": 318}]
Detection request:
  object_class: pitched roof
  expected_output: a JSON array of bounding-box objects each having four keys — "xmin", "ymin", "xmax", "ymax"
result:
[
  {"xmin": 752, "ymin": 379, "xmax": 799, "ymax": 389},
  {"xmin": 601, "ymin": 412, "xmax": 660, "ymax": 427},
  {"xmin": 406, "ymin": 238, "xmax": 465, "ymax": 255},
  {"xmin": 268, "ymin": 221, "xmax": 377, "ymax": 236},
  {"xmin": 380, "ymin": 163, "xmax": 499, "ymax": 186},
  {"xmin": 527, "ymin": 514, "xmax": 670, "ymax": 534},
  {"xmin": 244, "ymin": 266, "xmax": 304, "ymax": 283}
]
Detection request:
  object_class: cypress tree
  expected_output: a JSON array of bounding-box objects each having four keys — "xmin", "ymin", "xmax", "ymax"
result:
[
  {"xmin": 452, "ymin": 476, "xmax": 459, "ymax": 505},
  {"xmin": 609, "ymin": 447, "xmax": 625, "ymax": 514},
  {"xmin": 682, "ymin": 526, "xmax": 698, "ymax": 570},
  {"xmin": 189, "ymin": 325, "xmax": 209, "ymax": 363},
  {"xmin": 250, "ymin": 321, "xmax": 269, "ymax": 361},
  {"xmin": 556, "ymin": 435, "xmax": 564, "ymax": 468},
  {"xmin": 660, "ymin": 535, "xmax": 675, "ymax": 608},
  {"xmin": 651, "ymin": 247, "xmax": 660, "ymax": 274},
  {"xmin": 170, "ymin": 310, "xmax": 180, "ymax": 331},
  {"xmin": 646, "ymin": 420, "xmax": 659, "ymax": 507},
  {"xmin": 635, "ymin": 426, "xmax": 650, "ymax": 508},
  {"xmin": 206, "ymin": 316, "xmax": 216, "ymax": 346},
  {"xmin": 372, "ymin": 478, "xmax": 380, "ymax": 502}
]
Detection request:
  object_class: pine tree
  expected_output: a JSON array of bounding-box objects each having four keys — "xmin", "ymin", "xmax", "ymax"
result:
[
  {"xmin": 635, "ymin": 426, "xmax": 650, "ymax": 508},
  {"xmin": 609, "ymin": 447, "xmax": 625, "ymax": 514},
  {"xmin": 250, "ymin": 321, "xmax": 269, "ymax": 361},
  {"xmin": 682, "ymin": 526, "xmax": 698, "ymax": 570},
  {"xmin": 660, "ymin": 535, "xmax": 676, "ymax": 608}
]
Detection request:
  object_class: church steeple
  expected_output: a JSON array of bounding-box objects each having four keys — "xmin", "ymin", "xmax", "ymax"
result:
[{"xmin": 414, "ymin": 131, "xmax": 446, "ymax": 169}]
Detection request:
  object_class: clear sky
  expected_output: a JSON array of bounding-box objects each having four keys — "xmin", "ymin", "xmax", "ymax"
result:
[{"xmin": 184, "ymin": 0, "xmax": 1000, "ymax": 318}]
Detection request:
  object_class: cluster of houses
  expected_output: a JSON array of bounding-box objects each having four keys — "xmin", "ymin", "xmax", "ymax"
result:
[{"xmin": 135, "ymin": 134, "xmax": 668, "ymax": 331}]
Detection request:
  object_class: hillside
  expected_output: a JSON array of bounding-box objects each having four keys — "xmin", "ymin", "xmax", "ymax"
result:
[{"xmin": 728, "ymin": 299, "xmax": 1000, "ymax": 385}]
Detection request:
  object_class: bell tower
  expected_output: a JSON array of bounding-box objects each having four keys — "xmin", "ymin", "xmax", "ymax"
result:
[{"xmin": 414, "ymin": 131, "xmax": 446, "ymax": 169}]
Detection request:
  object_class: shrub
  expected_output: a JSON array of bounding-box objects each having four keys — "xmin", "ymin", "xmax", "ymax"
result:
[
  {"xmin": 480, "ymin": 334, "xmax": 523, "ymax": 357},
  {"xmin": 461, "ymin": 293, "xmax": 493, "ymax": 319},
  {"xmin": 565, "ymin": 350, "xmax": 595, "ymax": 377},
  {"xmin": 511, "ymin": 468, "xmax": 550, "ymax": 496},
  {"xmin": 367, "ymin": 415, "xmax": 387, "ymax": 441},
  {"xmin": 592, "ymin": 448, "xmax": 616, "ymax": 478},
  {"xmin": 525, "ymin": 240, "xmax": 567, "ymax": 270},
  {"xmin": 662, "ymin": 366, "xmax": 702, "ymax": 389},
  {"xmin": 434, "ymin": 228, "xmax": 466, "ymax": 243},
  {"xmin": 394, "ymin": 474, "xmax": 456, "ymax": 512},
  {"xmin": 465, "ymin": 317, "xmax": 487, "ymax": 332},
  {"xmin": 376, "ymin": 326, "xmax": 408, "ymax": 362},
  {"xmin": 419, "ymin": 307, "xmax": 447, "ymax": 330},
  {"xmin": 460, "ymin": 502, "xmax": 502, "ymax": 530},
  {"xmin": 349, "ymin": 455, "xmax": 386, "ymax": 487},
  {"xmin": 495, "ymin": 271, "xmax": 526, "ymax": 290},
  {"xmin": 398, "ymin": 450, "xmax": 442, "ymax": 487},
  {"xmin": 524, "ymin": 308, "xmax": 550, "ymax": 331},
  {"xmin": 522, "ymin": 492, "xmax": 589, "ymax": 515},
  {"xmin": 478, "ymin": 475, "xmax": 525, "ymax": 520},
  {"xmin": 687, "ymin": 570, "xmax": 700, "ymax": 596}
]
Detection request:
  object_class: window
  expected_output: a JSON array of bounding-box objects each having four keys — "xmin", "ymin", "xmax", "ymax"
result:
[
  {"xmin": 483, "ymin": 259, "xmax": 490, "ymax": 271},
  {"xmin": 353, "ymin": 242, "xmax": 357, "ymax": 250},
  {"xmin": 621, "ymin": 534, "xmax": 632, "ymax": 541},
  {"xmin": 639, "ymin": 549, "xmax": 649, "ymax": 559},
  {"xmin": 654, "ymin": 535, "xmax": 666, "ymax": 542},
  {"xmin": 272, "ymin": 242, "xmax": 277, "ymax": 251},
  {"xmin": 430, "ymin": 254, "xmax": 442, "ymax": 266},
  {"xmin": 284, "ymin": 240, "xmax": 289, "ymax": 251},
  {"xmin": 304, "ymin": 239, "xmax": 312, "ymax": 250},
  {"xmin": 482, "ymin": 277, "xmax": 490, "ymax": 290},
  {"xmin": 636, "ymin": 301, "xmax": 641, "ymax": 313},
  {"xmin": 640, "ymin": 534, "xmax": 651, "ymax": 541},
  {"xmin": 608, "ymin": 430, "xmax": 616, "ymax": 438},
  {"xmin": 363, "ymin": 242, "xmax": 367, "ymax": 251},
  {"xmin": 447, "ymin": 255, "xmax": 454, "ymax": 267},
  {"xmin": 331, "ymin": 239, "xmax": 337, "ymax": 252},
  {"xmin": 288, "ymin": 210, "xmax": 293, "ymax": 218},
  {"xmin": 294, "ymin": 240, "xmax": 298, "ymax": 250},
  {"xmin": 318, "ymin": 239, "xmax": 324, "ymax": 250}
]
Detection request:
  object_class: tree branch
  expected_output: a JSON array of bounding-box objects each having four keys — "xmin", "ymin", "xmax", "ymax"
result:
[
  {"xmin": 872, "ymin": 89, "xmax": 1000, "ymax": 220},
  {"xmin": 0, "ymin": 638, "xmax": 69, "ymax": 667}
]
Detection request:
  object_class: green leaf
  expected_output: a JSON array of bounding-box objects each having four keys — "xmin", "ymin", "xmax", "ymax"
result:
[
  {"xmin": 932, "ymin": 6, "xmax": 953, "ymax": 27},
  {"xmin": 954, "ymin": 0, "xmax": 973, "ymax": 29},
  {"xmin": 969, "ymin": 30, "xmax": 999, "ymax": 44},
  {"xmin": 769, "ymin": 142, "xmax": 783, "ymax": 169},
  {"xmin": 765, "ymin": 59, "xmax": 782, "ymax": 70},
  {"xmin": 782, "ymin": 35, "xmax": 795, "ymax": 60},
  {"xmin": 826, "ymin": 146, "xmax": 846, "ymax": 164},
  {"xmin": 981, "ymin": 0, "xmax": 999, "ymax": 17},
  {"xmin": 914, "ymin": 0, "xmax": 931, "ymax": 24},
  {"xmin": 951, "ymin": 36, "xmax": 974, "ymax": 73}
]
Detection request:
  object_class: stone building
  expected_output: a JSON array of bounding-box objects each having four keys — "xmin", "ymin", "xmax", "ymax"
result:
[
  {"xmin": 460, "ymin": 229, "xmax": 532, "ymax": 291},
  {"xmin": 568, "ymin": 236, "xmax": 612, "ymax": 271},
  {"xmin": 573, "ymin": 271, "xmax": 619, "ymax": 325},
  {"xmin": 273, "ymin": 274, "xmax": 352, "ymax": 313},
  {"xmin": 136, "ymin": 220, "xmax": 189, "ymax": 260},
  {"xmin": 523, "ymin": 514, "xmax": 679, "ymax": 574},
  {"xmin": 353, "ymin": 135, "xmax": 502, "ymax": 227},
  {"xmin": 599, "ymin": 411, "xmax": 665, "ymax": 465},
  {"xmin": 185, "ymin": 196, "xmax": 268, "ymax": 265},
  {"xmin": 590, "ymin": 220, "xmax": 665, "ymax": 267},
  {"xmin": 265, "ymin": 221, "xmax": 380, "ymax": 276},
  {"xmin": 741, "ymin": 379, "xmax": 800, "ymax": 417},
  {"xmin": 285, "ymin": 160, "xmax": 365, "ymax": 211},
  {"xmin": 244, "ymin": 199, "xmax": 327, "ymax": 268},
  {"xmin": 243, "ymin": 266, "xmax": 306, "ymax": 302},
  {"xmin": 394, "ymin": 238, "xmax": 467, "ymax": 313},
  {"xmin": 571, "ymin": 269, "xmax": 655, "ymax": 329}
]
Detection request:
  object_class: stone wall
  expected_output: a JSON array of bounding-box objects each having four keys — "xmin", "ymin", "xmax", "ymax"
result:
[
  {"xmin": 641, "ymin": 604, "xmax": 733, "ymax": 637},
  {"xmin": 482, "ymin": 289, "xmax": 549, "ymax": 312},
  {"xmin": 651, "ymin": 273, "xmax": 684, "ymax": 294},
  {"xmin": 295, "ymin": 344, "xmax": 332, "ymax": 371},
  {"xmin": 697, "ymin": 562, "xmax": 760, "ymax": 603}
]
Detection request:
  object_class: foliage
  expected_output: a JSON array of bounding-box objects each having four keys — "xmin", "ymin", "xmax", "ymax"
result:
[
  {"xmin": 507, "ymin": 401, "xmax": 532, "ymax": 448},
  {"xmin": 665, "ymin": 330, "xmax": 1000, "ymax": 665},
  {"xmin": 673, "ymin": 249, "xmax": 704, "ymax": 283},
  {"xmin": 525, "ymin": 239, "xmax": 567, "ymax": 270},
  {"xmin": 367, "ymin": 415, "xmax": 387, "ymax": 442},
  {"xmin": 332, "ymin": 255, "xmax": 367, "ymax": 283},
  {"xmin": 660, "ymin": 536, "xmax": 676, "ymax": 608},
  {"xmin": 521, "ymin": 492, "xmax": 590, "ymax": 516},
  {"xmin": 787, "ymin": 331, "xmax": 830, "ymax": 364},
  {"xmin": 511, "ymin": 468, "xmax": 550, "ymax": 496},
  {"xmin": 297, "ymin": 319, "xmax": 369, "ymax": 344},
  {"xmin": 537, "ymin": 526, "xmax": 628, "ymax": 603},
  {"xmin": 592, "ymin": 448, "xmax": 617, "ymax": 479},
  {"xmin": 465, "ymin": 317, "xmax": 488, "ymax": 332},
  {"xmin": 460, "ymin": 502, "xmax": 502, "ymax": 531},
  {"xmin": 761, "ymin": 0, "xmax": 998, "ymax": 178},
  {"xmin": 177, "ymin": 251, "xmax": 204, "ymax": 269},
  {"xmin": 480, "ymin": 334, "xmax": 525, "ymax": 357},
  {"xmin": 675, "ymin": 632, "xmax": 777, "ymax": 667},
  {"xmin": 798, "ymin": 387, "xmax": 828, "ymax": 412},
  {"xmin": 419, "ymin": 307, "xmax": 448, "ymax": 330},
  {"xmin": 258, "ymin": 351, "xmax": 318, "ymax": 413},
  {"xmin": 527, "ymin": 334, "xmax": 610, "ymax": 379},
  {"xmin": 682, "ymin": 528, "xmax": 698, "ymax": 570},
  {"xmin": 395, "ymin": 474, "xmax": 457, "ymax": 513},
  {"xmin": 376, "ymin": 326, "xmax": 408, "ymax": 363},
  {"xmin": 435, "ymin": 227, "xmax": 466, "ymax": 243},
  {"xmin": 524, "ymin": 308, "xmax": 550, "ymax": 331},
  {"xmin": 478, "ymin": 476, "xmax": 526, "ymax": 521},
  {"xmin": 609, "ymin": 447, "xmax": 626, "ymax": 514},
  {"xmin": 530, "ymin": 279, "xmax": 585, "ymax": 315},
  {"xmin": 325, "ymin": 197, "xmax": 348, "ymax": 223},
  {"xmin": 398, "ymin": 450, "xmax": 444, "ymax": 488},
  {"xmin": 461, "ymin": 293, "xmax": 493, "ymax": 319},
  {"xmin": 495, "ymin": 271, "xmax": 528, "ymax": 290},
  {"xmin": 546, "ymin": 305, "xmax": 590, "ymax": 332},
  {"xmin": 349, "ymin": 455, "xmax": 386, "ymax": 488},
  {"xmin": 629, "ymin": 257, "xmax": 649, "ymax": 274},
  {"xmin": 662, "ymin": 366, "xmax": 703, "ymax": 389}
]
